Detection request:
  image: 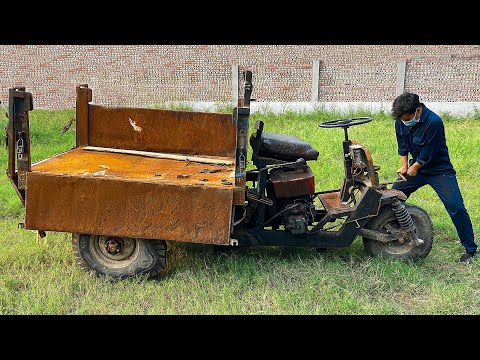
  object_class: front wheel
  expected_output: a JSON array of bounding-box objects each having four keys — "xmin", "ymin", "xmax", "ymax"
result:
[
  {"xmin": 72, "ymin": 234, "xmax": 167, "ymax": 279},
  {"xmin": 362, "ymin": 203, "xmax": 433, "ymax": 261}
]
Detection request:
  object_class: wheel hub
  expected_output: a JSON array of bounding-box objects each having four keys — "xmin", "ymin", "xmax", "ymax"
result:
[
  {"xmin": 98, "ymin": 236, "xmax": 137, "ymax": 261},
  {"xmin": 105, "ymin": 238, "xmax": 123, "ymax": 255},
  {"xmin": 383, "ymin": 221, "xmax": 414, "ymax": 254}
]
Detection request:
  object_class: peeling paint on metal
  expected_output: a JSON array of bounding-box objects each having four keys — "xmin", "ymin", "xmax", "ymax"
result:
[{"xmin": 128, "ymin": 117, "xmax": 142, "ymax": 132}]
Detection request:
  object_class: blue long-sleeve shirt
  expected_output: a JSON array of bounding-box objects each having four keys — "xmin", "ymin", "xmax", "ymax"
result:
[{"xmin": 394, "ymin": 104, "xmax": 455, "ymax": 175}]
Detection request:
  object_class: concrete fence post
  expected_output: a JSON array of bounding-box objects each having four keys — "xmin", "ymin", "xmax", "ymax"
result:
[
  {"xmin": 396, "ymin": 60, "xmax": 407, "ymax": 97},
  {"xmin": 232, "ymin": 65, "xmax": 239, "ymax": 105},
  {"xmin": 311, "ymin": 60, "xmax": 320, "ymax": 102}
]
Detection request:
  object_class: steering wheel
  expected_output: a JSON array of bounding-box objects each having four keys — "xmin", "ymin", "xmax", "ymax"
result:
[{"xmin": 319, "ymin": 117, "xmax": 372, "ymax": 128}]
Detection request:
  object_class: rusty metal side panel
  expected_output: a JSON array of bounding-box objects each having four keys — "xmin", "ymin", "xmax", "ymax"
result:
[
  {"xmin": 88, "ymin": 105, "xmax": 236, "ymax": 158},
  {"xmin": 25, "ymin": 172, "xmax": 233, "ymax": 245}
]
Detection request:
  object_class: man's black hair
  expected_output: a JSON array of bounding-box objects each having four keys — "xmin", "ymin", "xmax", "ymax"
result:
[{"xmin": 391, "ymin": 92, "xmax": 421, "ymax": 119}]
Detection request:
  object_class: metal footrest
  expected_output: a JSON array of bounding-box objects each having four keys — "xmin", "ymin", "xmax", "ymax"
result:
[{"xmin": 318, "ymin": 191, "xmax": 351, "ymax": 215}]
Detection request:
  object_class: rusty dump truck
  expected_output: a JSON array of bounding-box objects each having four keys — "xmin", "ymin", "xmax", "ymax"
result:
[{"xmin": 6, "ymin": 70, "xmax": 434, "ymax": 279}]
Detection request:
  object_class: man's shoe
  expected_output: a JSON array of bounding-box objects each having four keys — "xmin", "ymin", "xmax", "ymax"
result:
[{"xmin": 459, "ymin": 251, "xmax": 476, "ymax": 263}]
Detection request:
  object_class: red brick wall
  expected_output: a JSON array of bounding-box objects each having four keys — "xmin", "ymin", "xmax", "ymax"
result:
[{"xmin": 1, "ymin": 45, "xmax": 479, "ymax": 109}]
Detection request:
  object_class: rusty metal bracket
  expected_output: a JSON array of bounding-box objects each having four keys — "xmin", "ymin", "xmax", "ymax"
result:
[
  {"xmin": 358, "ymin": 228, "xmax": 401, "ymax": 243},
  {"xmin": 7, "ymin": 87, "xmax": 33, "ymax": 205},
  {"xmin": 246, "ymin": 188, "xmax": 273, "ymax": 206},
  {"xmin": 233, "ymin": 72, "xmax": 252, "ymax": 205}
]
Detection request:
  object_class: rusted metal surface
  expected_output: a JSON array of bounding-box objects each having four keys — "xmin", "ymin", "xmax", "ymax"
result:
[
  {"xmin": 270, "ymin": 167, "xmax": 315, "ymax": 198},
  {"xmin": 380, "ymin": 188, "xmax": 407, "ymax": 201},
  {"xmin": 30, "ymin": 148, "xmax": 235, "ymax": 185},
  {"xmin": 13, "ymin": 83, "xmax": 246, "ymax": 245},
  {"xmin": 75, "ymin": 85, "xmax": 92, "ymax": 147},
  {"xmin": 83, "ymin": 146, "xmax": 234, "ymax": 165},
  {"xmin": 25, "ymin": 148, "xmax": 235, "ymax": 244},
  {"xmin": 350, "ymin": 141, "xmax": 378, "ymax": 188},
  {"xmin": 318, "ymin": 191, "xmax": 352, "ymax": 215},
  {"xmin": 88, "ymin": 104, "xmax": 236, "ymax": 158},
  {"xmin": 362, "ymin": 145, "xmax": 378, "ymax": 187},
  {"xmin": 233, "ymin": 178, "xmax": 246, "ymax": 205}
]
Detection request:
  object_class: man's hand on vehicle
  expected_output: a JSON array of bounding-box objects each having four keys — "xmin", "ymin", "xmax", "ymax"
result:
[
  {"xmin": 397, "ymin": 165, "xmax": 408, "ymax": 175},
  {"xmin": 406, "ymin": 162, "xmax": 423, "ymax": 177}
]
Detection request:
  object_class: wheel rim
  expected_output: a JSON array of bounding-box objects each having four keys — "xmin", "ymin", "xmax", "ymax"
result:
[{"xmin": 90, "ymin": 235, "xmax": 140, "ymax": 268}]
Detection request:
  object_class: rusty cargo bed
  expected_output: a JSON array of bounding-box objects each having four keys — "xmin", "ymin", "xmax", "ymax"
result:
[
  {"xmin": 8, "ymin": 84, "xmax": 251, "ymax": 246},
  {"xmin": 26, "ymin": 148, "xmax": 236, "ymax": 244}
]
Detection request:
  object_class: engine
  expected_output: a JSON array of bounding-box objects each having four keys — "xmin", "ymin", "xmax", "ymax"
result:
[{"xmin": 282, "ymin": 198, "xmax": 315, "ymax": 234}]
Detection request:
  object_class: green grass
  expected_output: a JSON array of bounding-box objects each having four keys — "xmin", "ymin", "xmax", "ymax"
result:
[{"xmin": 0, "ymin": 105, "xmax": 479, "ymax": 314}]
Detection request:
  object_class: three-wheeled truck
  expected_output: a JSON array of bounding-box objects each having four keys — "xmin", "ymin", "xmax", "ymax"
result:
[{"xmin": 6, "ymin": 70, "xmax": 434, "ymax": 279}]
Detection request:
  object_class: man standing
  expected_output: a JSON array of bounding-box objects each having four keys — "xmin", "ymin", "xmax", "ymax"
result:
[{"xmin": 391, "ymin": 92, "xmax": 477, "ymax": 263}]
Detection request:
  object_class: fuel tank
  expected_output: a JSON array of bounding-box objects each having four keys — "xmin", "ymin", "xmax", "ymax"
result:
[{"xmin": 270, "ymin": 167, "xmax": 315, "ymax": 198}]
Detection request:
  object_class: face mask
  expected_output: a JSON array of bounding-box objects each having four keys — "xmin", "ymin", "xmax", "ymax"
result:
[
  {"xmin": 403, "ymin": 118, "xmax": 418, "ymax": 127},
  {"xmin": 402, "ymin": 109, "xmax": 419, "ymax": 127}
]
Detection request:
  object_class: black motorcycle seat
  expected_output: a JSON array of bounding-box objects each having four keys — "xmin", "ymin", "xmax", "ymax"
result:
[{"xmin": 250, "ymin": 132, "xmax": 319, "ymax": 161}]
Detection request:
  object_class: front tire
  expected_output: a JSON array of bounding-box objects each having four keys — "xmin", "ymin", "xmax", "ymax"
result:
[
  {"xmin": 362, "ymin": 203, "xmax": 433, "ymax": 261},
  {"xmin": 72, "ymin": 233, "xmax": 167, "ymax": 279}
]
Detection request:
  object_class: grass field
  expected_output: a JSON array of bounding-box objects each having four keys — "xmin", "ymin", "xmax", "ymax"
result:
[{"xmin": 0, "ymin": 105, "xmax": 478, "ymax": 315}]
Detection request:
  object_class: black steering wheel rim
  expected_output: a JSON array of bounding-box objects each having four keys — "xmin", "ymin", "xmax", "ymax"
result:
[{"xmin": 318, "ymin": 117, "xmax": 372, "ymax": 128}]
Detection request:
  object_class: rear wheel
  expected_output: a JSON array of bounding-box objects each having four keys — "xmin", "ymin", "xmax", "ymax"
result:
[
  {"xmin": 362, "ymin": 203, "xmax": 433, "ymax": 261},
  {"xmin": 72, "ymin": 233, "xmax": 167, "ymax": 279}
]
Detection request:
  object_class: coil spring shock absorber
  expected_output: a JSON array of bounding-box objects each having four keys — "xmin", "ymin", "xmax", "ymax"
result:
[{"xmin": 391, "ymin": 199, "xmax": 424, "ymax": 246}]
